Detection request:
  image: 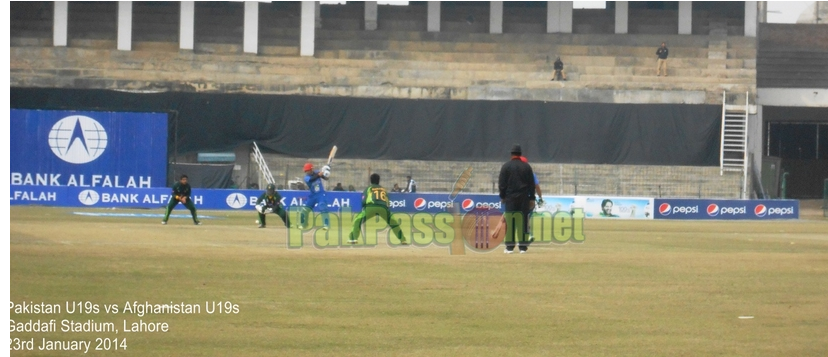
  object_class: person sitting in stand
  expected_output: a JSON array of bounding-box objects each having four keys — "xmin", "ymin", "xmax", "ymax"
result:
[{"xmin": 552, "ymin": 56, "xmax": 567, "ymax": 81}]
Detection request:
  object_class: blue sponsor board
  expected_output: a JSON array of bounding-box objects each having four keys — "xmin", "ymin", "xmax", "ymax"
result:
[
  {"xmin": 10, "ymin": 186, "xmax": 503, "ymax": 213},
  {"xmin": 12, "ymin": 186, "xmax": 662, "ymax": 220},
  {"xmin": 10, "ymin": 109, "xmax": 168, "ymax": 188},
  {"xmin": 654, "ymin": 199, "xmax": 799, "ymax": 220},
  {"xmin": 10, "ymin": 186, "xmax": 361, "ymax": 211}
]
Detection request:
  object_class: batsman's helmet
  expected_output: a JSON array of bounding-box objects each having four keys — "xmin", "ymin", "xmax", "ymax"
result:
[
  {"xmin": 303, "ymin": 162, "xmax": 313, "ymax": 171},
  {"xmin": 266, "ymin": 183, "xmax": 276, "ymax": 193}
]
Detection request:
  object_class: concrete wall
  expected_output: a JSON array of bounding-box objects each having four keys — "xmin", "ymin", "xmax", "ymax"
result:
[
  {"xmin": 260, "ymin": 154, "xmax": 743, "ymax": 199},
  {"xmin": 759, "ymin": 23, "xmax": 828, "ymax": 50}
]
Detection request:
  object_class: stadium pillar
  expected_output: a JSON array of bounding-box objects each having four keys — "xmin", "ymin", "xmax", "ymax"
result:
[
  {"xmin": 53, "ymin": 1, "xmax": 68, "ymax": 47},
  {"xmin": 547, "ymin": 2, "xmax": 560, "ymax": 33},
  {"xmin": 490, "ymin": 1, "xmax": 503, "ymax": 34},
  {"xmin": 548, "ymin": 1, "xmax": 572, "ymax": 33},
  {"xmin": 180, "ymin": 2, "xmax": 195, "ymax": 50},
  {"xmin": 427, "ymin": 1, "xmax": 440, "ymax": 32},
  {"xmin": 751, "ymin": 104, "xmax": 764, "ymax": 182},
  {"xmin": 365, "ymin": 1, "xmax": 378, "ymax": 31},
  {"xmin": 117, "ymin": 2, "xmax": 132, "ymax": 51},
  {"xmin": 560, "ymin": 2, "xmax": 573, "ymax": 33},
  {"xmin": 678, "ymin": 1, "xmax": 692, "ymax": 35},
  {"xmin": 745, "ymin": 1, "xmax": 758, "ymax": 37},
  {"xmin": 300, "ymin": 1, "xmax": 316, "ymax": 57},
  {"xmin": 243, "ymin": 2, "xmax": 259, "ymax": 54},
  {"xmin": 758, "ymin": 1, "xmax": 767, "ymax": 23},
  {"xmin": 615, "ymin": 1, "xmax": 628, "ymax": 34}
]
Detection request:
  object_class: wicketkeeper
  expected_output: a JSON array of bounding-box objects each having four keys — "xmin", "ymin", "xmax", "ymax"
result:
[
  {"xmin": 348, "ymin": 173, "xmax": 407, "ymax": 245},
  {"xmin": 162, "ymin": 174, "xmax": 201, "ymax": 225},
  {"xmin": 256, "ymin": 184, "xmax": 290, "ymax": 228}
]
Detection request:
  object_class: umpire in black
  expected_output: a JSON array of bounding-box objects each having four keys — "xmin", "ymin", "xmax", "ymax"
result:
[{"xmin": 498, "ymin": 144, "xmax": 536, "ymax": 254}]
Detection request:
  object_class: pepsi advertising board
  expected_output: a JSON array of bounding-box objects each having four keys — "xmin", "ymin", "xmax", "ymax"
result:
[
  {"xmin": 386, "ymin": 193, "xmax": 502, "ymax": 214},
  {"xmin": 10, "ymin": 109, "xmax": 168, "ymax": 189},
  {"xmin": 654, "ymin": 199, "xmax": 799, "ymax": 220}
]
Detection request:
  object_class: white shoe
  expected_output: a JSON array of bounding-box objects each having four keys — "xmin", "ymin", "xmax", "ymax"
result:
[
  {"xmin": 520, "ymin": 250, "xmax": 527, "ymax": 254},
  {"xmin": 347, "ymin": 239, "xmax": 358, "ymax": 244},
  {"xmin": 161, "ymin": 221, "xmax": 167, "ymax": 225},
  {"xmin": 322, "ymin": 226, "xmax": 329, "ymax": 231},
  {"xmin": 297, "ymin": 225, "xmax": 305, "ymax": 229},
  {"xmin": 504, "ymin": 249, "xmax": 514, "ymax": 254}
]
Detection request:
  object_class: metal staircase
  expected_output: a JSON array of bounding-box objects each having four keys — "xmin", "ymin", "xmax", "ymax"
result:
[
  {"xmin": 252, "ymin": 142, "xmax": 275, "ymax": 187},
  {"xmin": 719, "ymin": 91, "xmax": 749, "ymax": 197}
]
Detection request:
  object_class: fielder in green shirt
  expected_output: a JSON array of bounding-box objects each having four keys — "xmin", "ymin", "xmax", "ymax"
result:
[
  {"xmin": 162, "ymin": 174, "xmax": 201, "ymax": 225},
  {"xmin": 348, "ymin": 173, "xmax": 407, "ymax": 245},
  {"xmin": 256, "ymin": 184, "xmax": 290, "ymax": 228}
]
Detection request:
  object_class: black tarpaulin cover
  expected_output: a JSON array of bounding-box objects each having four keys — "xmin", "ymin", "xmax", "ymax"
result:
[{"xmin": 11, "ymin": 88, "xmax": 721, "ymax": 166}]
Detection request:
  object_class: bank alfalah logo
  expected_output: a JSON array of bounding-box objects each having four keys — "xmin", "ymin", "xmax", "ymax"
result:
[{"xmin": 48, "ymin": 115, "xmax": 108, "ymax": 164}]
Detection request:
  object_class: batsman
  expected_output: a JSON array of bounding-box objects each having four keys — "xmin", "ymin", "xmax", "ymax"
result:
[
  {"xmin": 162, "ymin": 174, "xmax": 201, "ymax": 225},
  {"xmin": 256, "ymin": 183, "xmax": 290, "ymax": 228},
  {"xmin": 348, "ymin": 173, "xmax": 407, "ymax": 245},
  {"xmin": 299, "ymin": 162, "xmax": 331, "ymax": 230}
]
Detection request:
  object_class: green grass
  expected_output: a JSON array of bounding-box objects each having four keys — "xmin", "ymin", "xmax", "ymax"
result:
[{"xmin": 10, "ymin": 206, "xmax": 828, "ymax": 356}]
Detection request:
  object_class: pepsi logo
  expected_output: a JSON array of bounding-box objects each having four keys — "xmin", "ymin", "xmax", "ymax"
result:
[
  {"xmin": 388, "ymin": 200, "xmax": 406, "ymax": 209},
  {"xmin": 707, "ymin": 204, "xmax": 719, "ymax": 216},
  {"xmin": 754, "ymin": 204, "xmax": 767, "ymax": 217},
  {"xmin": 461, "ymin": 199, "xmax": 475, "ymax": 211},
  {"xmin": 413, "ymin": 198, "xmax": 427, "ymax": 211},
  {"xmin": 658, "ymin": 203, "xmax": 671, "ymax": 215}
]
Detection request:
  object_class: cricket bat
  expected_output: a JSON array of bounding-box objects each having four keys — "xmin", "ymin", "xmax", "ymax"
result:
[
  {"xmin": 449, "ymin": 166, "xmax": 473, "ymax": 255},
  {"xmin": 448, "ymin": 166, "xmax": 473, "ymax": 201},
  {"xmin": 326, "ymin": 145, "xmax": 338, "ymax": 166}
]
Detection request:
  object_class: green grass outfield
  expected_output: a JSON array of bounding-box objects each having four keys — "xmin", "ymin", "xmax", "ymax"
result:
[{"xmin": 10, "ymin": 205, "xmax": 828, "ymax": 356}]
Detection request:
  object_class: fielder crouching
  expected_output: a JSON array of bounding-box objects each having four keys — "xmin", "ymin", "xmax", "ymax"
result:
[
  {"xmin": 162, "ymin": 174, "xmax": 201, "ymax": 225},
  {"xmin": 348, "ymin": 173, "xmax": 407, "ymax": 245},
  {"xmin": 256, "ymin": 183, "xmax": 290, "ymax": 228}
]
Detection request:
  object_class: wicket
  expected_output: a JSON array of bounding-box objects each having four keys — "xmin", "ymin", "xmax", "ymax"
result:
[{"xmin": 474, "ymin": 209, "xmax": 490, "ymax": 249}]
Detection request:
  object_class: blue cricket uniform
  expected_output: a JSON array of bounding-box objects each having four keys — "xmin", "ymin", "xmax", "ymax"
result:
[{"xmin": 301, "ymin": 171, "xmax": 330, "ymax": 227}]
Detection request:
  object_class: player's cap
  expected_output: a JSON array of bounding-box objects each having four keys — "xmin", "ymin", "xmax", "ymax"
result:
[
  {"xmin": 520, "ymin": 156, "xmax": 528, "ymax": 163},
  {"xmin": 510, "ymin": 144, "xmax": 522, "ymax": 155},
  {"xmin": 303, "ymin": 163, "xmax": 313, "ymax": 171}
]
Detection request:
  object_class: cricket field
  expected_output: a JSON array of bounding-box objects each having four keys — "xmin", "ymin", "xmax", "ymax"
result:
[{"xmin": 9, "ymin": 204, "xmax": 828, "ymax": 356}]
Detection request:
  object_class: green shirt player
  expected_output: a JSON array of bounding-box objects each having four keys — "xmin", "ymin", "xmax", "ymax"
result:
[
  {"xmin": 162, "ymin": 174, "xmax": 201, "ymax": 225},
  {"xmin": 256, "ymin": 184, "xmax": 290, "ymax": 228},
  {"xmin": 348, "ymin": 173, "xmax": 407, "ymax": 245}
]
